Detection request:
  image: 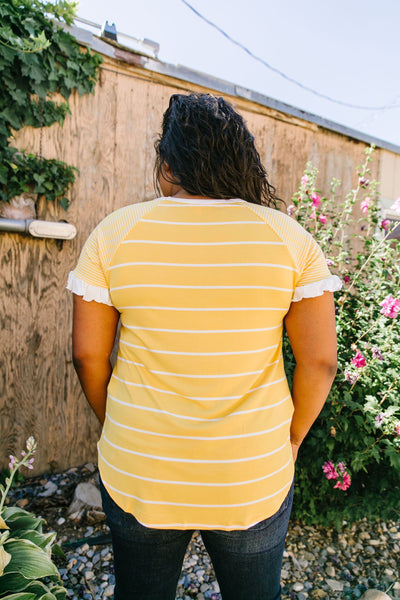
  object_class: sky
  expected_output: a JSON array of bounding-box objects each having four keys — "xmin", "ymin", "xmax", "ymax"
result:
[{"xmin": 75, "ymin": 0, "xmax": 400, "ymax": 149}]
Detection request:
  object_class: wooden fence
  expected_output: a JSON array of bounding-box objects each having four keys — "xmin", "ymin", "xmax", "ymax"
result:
[{"xmin": 0, "ymin": 42, "xmax": 395, "ymax": 474}]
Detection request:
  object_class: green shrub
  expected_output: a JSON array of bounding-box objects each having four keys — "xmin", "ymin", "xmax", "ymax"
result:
[
  {"xmin": 0, "ymin": 438, "xmax": 66, "ymax": 600},
  {"xmin": 286, "ymin": 146, "xmax": 400, "ymax": 526}
]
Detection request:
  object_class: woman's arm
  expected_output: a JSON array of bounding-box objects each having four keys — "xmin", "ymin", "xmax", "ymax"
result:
[
  {"xmin": 284, "ymin": 291, "xmax": 338, "ymax": 462},
  {"xmin": 72, "ymin": 294, "xmax": 120, "ymax": 425}
]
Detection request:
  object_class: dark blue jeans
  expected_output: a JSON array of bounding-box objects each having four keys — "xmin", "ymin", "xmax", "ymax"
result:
[{"xmin": 100, "ymin": 480, "xmax": 294, "ymax": 600}]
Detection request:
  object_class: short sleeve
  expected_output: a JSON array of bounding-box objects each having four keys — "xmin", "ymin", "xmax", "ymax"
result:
[
  {"xmin": 293, "ymin": 235, "xmax": 342, "ymax": 302},
  {"xmin": 66, "ymin": 225, "xmax": 113, "ymax": 305}
]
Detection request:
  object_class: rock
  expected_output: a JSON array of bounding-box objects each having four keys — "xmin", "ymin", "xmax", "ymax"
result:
[
  {"xmin": 326, "ymin": 579, "xmax": 344, "ymax": 592},
  {"xmin": 16, "ymin": 498, "xmax": 29, "ymax": 508},
  {"xmin": 86, "ymin": 509, "xmax": 106, "ymax": 524},
  {"xmin": 293, "ymin": 582, "xmax": 304, "ymax": 591},
  {"xmin": 68, "ymin": 482, "xmax": 102, "ymax": 515},
  {"xmin": 359, "ymin": 591, "xmax": 392, "ymax": 600},
  {"xmin": 39, "ymin": 481, "xmax": 58, "ymax": 497}
]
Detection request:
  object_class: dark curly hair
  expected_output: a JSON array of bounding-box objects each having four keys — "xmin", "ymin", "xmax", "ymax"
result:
[{"xmin": 154, "ymin": 93, "xmax": 281, "ymax": 207}]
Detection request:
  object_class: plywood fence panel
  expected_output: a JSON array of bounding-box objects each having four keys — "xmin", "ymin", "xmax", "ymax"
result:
[{"xmin": 0, "ymin": 53, "xmax": 381, "ymax": 473}]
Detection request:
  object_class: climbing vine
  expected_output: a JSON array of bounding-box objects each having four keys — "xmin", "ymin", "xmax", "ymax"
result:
[{"xmin": 0, "ymin": 0, "xmax": 102, "ymax": 209}]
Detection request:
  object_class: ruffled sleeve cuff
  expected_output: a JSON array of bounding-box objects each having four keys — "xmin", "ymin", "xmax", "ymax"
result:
[
  {"xmin": 66, "ymin": 272, "xmax": 113, "ymax": 306},
  {"xmin": 292, "ymin": 275, "xmax": 342, "ymax": 302}
]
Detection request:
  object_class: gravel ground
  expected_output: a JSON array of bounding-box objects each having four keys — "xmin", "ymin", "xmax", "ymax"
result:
[{"xmin": 5, "ymin": 464, "xmax": 400, "ymax": 600}]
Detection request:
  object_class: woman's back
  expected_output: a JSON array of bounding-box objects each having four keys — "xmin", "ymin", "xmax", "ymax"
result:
[{"xmin": 73, "ymin": 195, "xmax": 331, "ymax": 529}]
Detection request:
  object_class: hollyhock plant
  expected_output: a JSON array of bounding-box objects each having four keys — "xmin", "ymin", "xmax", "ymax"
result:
[
  {"xmin": 381, "ymin": 219, "xmax": 390, "ymax": 230},
  {"xmin": 322, "ymin": 461, "xmax": 339, "ymax": 480},
  {"xmin": 380, "ymin": 295, "xmax": 400, "ymax": 318},
  {"xmin": 323, "ymin": 461, "xmax": 351, "ymax": 491},
  {"xmin": 334, "ymin": 472, "xmax": 351, "ymax": 491},
  {"xmin": 351, "ymin": 350, "xmax": 366, "ymax": 368},
  {"xmin": 319, "ymin": 214, "xmax": 327, "ymax": 224},
  {"xmin": 360, "ymin": 197, "xmax": 370, "ymax": 213},
  {"xmin": 311, "ymin": 192, "xmax": 321, "ymax": 208},
  {"xmin": 286, "ymin": 146, "xmax": 400, "ymax": 525}
]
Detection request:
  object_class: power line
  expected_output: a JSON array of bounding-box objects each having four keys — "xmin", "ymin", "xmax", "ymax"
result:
[{"xmin": 181, "ymin": 0, "xmax": 400, "ymax": 112}]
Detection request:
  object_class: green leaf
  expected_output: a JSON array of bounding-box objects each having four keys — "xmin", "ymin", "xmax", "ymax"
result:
[
  {"xmin": 0, "ymin": 594, "xmax": 36, "ymax": 600},
  {"xmin": 2, "ymin": 507, "xmax": 44, "ymax": 533},
  {"xmin": 50, "ymin": 586, "xmax": 67, "ymax": 600},
  {"xmin": 2, "ymin": 538, "xmax": 59, "ymax": 580},
  {"xmin": 18, "ymin": 530, "xmax": 57, "ymax": 555},
  {"xmin": 1, "ymin": 106, "xmax": 22, "ymax": 130}
]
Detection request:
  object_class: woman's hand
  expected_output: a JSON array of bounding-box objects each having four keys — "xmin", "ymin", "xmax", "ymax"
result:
[{"xmin": 72, "ymin": 295, "xmax": 119, "ymax": 424}]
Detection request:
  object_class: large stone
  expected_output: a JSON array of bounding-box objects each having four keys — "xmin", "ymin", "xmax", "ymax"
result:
[
  {"xmin": 360, "ymin": 592, "xmax": 392, "ymax": 600},
  {"xmin": 68, "ymin": 482, "xmax": 102, "ymax": 515}
]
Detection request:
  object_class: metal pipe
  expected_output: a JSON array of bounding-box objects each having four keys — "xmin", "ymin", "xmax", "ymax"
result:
[
  {"xmin": 0, "ymin": 218, "xmax": 28, "ymax": 234},
  {"xmin": 0, "ymin": 218, "xmax": 77, "ymax": 240}
]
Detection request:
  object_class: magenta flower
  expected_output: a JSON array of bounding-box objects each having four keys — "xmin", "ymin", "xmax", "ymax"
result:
[
  {"xmin": 381, "ymin": 219, "xmax": 391, "ymax": 231},
  {"xmin": 311, "ymin": 192, "xmax": 321, "ymax": 208},
  {"xmin": 343, "ymin": 275, "xmax": 350, "ymax": 283},
  {"xmin": 360, "ymin": 197, "xmax": 370, "ymax": 213},
  {"xmin": 359, "ymin": 177, "xmax": 369, "ymax": 188},
  {"xmin": 380, "ymin": 295, "xmax": 400, "ymax": 319},
  {"xmin": 351, "ymin": 350, "xmax": 366, "ymax": 369},
  {"xmin": 322, "ymin": 461, "xmax": 339, "ymax": 480},
  {"xmin": 375, "ymin": 413, "xmax": 384, "ymax": 425},
  {"xmin": 344, "ymin": 370, "xmax": 359, "ymax": 384},
  {"xmin": 334, "ymin": 472, "xmax": 351, "ymax": 491},
  {"xmin": 326, "ymin": 258, "xmax": 334, "ymax": 267},
  {"xmin": 395, "ymin": 423, "xmax": 400, "ymax": 437},
  {"xmin": 319, "ymin": 214, "xmax": 327, "ymax": 224},
  {"xmin": 287, "ymin": 205, "xmax": 295, "ymax": 216}
]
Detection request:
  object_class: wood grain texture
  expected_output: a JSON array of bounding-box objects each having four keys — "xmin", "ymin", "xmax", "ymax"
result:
[{"xmin": 0, "ymin": 53, "xmax": 384, "ymax": 474}]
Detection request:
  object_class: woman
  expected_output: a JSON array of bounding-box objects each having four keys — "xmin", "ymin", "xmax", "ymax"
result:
[{"xmin": 68, "ymin": 93, "xmax": 340, "ymax": 600}]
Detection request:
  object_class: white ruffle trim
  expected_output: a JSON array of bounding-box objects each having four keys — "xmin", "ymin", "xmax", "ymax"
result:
[
  {"xmin": 66, "ymin": 272, "xmax": 113, "ymax": 306},
  {"xmin": 292, "ymin": 275, "xmax": 342, "ymax": 302}
]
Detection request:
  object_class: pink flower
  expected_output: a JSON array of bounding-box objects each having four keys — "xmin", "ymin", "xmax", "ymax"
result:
[
  {"xmin": 319, "ymin": 214, "xmax": 327, "ymax": 224},
  {"xmin": 343, "ymin": 275, "xmax": 350, "ymax": 283},
  {"xmin": 375, "ymin": 413, "xmax": 384, "ymax": 425},
  {"xmin": 381, "ymin": 219, "xmax": 391, "ymax": 231},
  {"xmin": 301, "ymin": 175, "xmax": 309, "ymax": 186},
  {"xmin": 310, "ymin": 211, "xmax": 316, "ymax": 220},
  {"xmin": 395, "ymin": 423, "xmax": 400, "ymax": 437},
  {"xmin": 359, "ymin": 177, "xmax": 369, "ymax": 188},
  {"xmin": 360, "ymin": 197, "xmax": 370, "ymax": 213},
  {"xmin": 326, "ymin": 258, "xmax": 334, "ymax": 267},
  {"xmin": 287, "ymin": 205, "xmax": 295, "ymax": 216},
  {"xmin": 390, "ymin": 198, "xmax": 400, "ymax": 213},
  {"xmin": 334, "ymin": 472, "xmax": 351, "ymax": 491},
  {"xmin": 351, "ymin": 350, "xmax": 366, "ymax": 369},
  {"xmin": 380, "ymin": 295, "xmax": 400, "ymax": 319},
  {"xmin": 322, "ymin": 461, "xmax": 339, "ymax": 480},
  {"xmin": 8, "ymin": 455, "xmax": 16, "ymax": 470},
  {"xmin": 372, "ymin": 346, "xmax": 383, "ymax": 361},
  {"xmin": 311, "ymin": 192, "xmax": 321, "ymax": 208},
  {"xmin": 344, "ymin": 370, "xmax": 359, "ymax": 384}
]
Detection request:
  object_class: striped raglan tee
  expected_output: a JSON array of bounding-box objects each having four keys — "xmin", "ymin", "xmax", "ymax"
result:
[{"xmin": 67, "ymin": 197, "xmax": 341, "ymax": 530}]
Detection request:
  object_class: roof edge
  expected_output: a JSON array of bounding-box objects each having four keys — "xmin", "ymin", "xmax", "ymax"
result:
[{"xmin": 69, "ymin": 22, "xmax": 400, "ymax": 156}]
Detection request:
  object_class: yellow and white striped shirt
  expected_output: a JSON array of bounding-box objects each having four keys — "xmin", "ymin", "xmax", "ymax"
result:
[{"xmin": 68, "ymin": 197, "xmax": 340, "ymax": 529}]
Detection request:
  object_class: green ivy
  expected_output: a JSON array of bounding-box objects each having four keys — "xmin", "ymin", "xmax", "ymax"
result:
[{"xmin": 0, "ymin": 0, "xmax": 102, "ymax": 208}]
